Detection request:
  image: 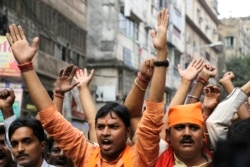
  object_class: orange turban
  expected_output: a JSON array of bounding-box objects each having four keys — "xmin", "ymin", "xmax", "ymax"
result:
[{"xmin": 168, "ymin": 102, "xmax": 204, "ymax": 128}]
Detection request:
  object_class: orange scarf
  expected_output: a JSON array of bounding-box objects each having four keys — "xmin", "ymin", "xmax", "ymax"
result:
[{"xmin": 87, "ymin": 145, "xmax": 133, "ymax": 167}]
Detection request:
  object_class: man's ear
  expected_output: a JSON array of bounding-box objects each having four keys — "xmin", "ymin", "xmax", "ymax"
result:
[
  {"xmin": 126, "ymin": 127, "xmax": 131, "ymax": 138},
  {"xmin": 41, "ymin": 141, "xmax": 46, "ymax": 152},
  {"xmin": 165, "ymin": 128, "xmax": 170, "ymax": 142}
]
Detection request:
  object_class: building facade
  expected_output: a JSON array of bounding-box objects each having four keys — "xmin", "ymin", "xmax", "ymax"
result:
[
  {"xmin": 184, "ymin": 0, "xmax": 220, "ymax": 82},
  {"xmin": 87, "ymin": 0, "xmax": 186, "ymax": 108},
  {"xmin": 0, "ymin": 0, "xmax": 87, "ymax": 117},
  {"xmin": 219, "ymin": 17, "xmax": 250, "ymax": 61}
]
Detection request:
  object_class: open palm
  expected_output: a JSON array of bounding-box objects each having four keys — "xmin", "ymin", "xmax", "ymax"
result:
[
  {"xmin": 6, "ymin": 24, "xmax": 39, "ymax": 64},
  {"xmin": 151, "ymin": 9, "xmax": 169, "ymax": 50}
]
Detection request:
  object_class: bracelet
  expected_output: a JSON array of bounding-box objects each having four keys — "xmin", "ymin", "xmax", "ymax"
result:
[
  {"xmin": 134, "ymin": 79, "xmax": 146, "ymax": 91},
  {"xmin": 154, "ymin": 59, "xmax": 169, "ymax": 67},
  {"xmin": 137, "ymin": 72, "xmax": 150, "ymax": 83},
  {"xmin": 53, "ymin": 93, "xmax": 64, "ymax": 99},
  {"xmin": 18, "ymin": 61, "xmax": 34, "ymax": 72},
  {"xmin": 187, "ymin": 95, "xmax": 200, "ymax": 101},
  {"xmin": 197, "ymin": 76, "xmax": 208, "ymax": 85}
]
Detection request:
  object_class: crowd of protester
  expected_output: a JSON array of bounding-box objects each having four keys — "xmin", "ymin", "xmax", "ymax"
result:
[{"xmin": 0, "ymin": 8, "xmax": 249, "ymax": 167}]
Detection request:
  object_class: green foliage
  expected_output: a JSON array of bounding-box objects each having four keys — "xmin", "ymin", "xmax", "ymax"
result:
[{"xmin": 226, "ymin": 55, "xmax": 250, "ymax": 87}]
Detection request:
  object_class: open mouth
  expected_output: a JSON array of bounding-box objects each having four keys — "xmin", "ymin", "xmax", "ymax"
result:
[
  {"xmin": 102, "ymin": 139, "xmax": 112, "ymax": 150},
  {"xmin": 0, "ymin": 153, "xmax": 6, "ymax": 160}
]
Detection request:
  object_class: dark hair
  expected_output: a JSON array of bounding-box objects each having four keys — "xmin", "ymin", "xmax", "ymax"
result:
[
  {"xmin": 9, "ymin": 117, "xmax": 45, "ymax": 142},
  {"xmin": 0, "ymin": 125, "xmax": 5, "ymax": 135},
  {"xmin": 227, "ymin": 118, "xmax": 250, "ymax": 143},
  {"xmin": 214, "ymin": 118, "xmax": 250, "ymax": 167},
  {"xmin": 95, "ymin": 102, "xmax": 130, "ymax": 128},
  {"xmin": 47, "ymin": 136, "xmax": 55, "ymax": 152}
]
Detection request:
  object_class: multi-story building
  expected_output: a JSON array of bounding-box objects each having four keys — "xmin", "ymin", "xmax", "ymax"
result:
[
  {"xmin": 242, "ymin": 17, "xmax": 250, "ymax": 35},
  {"xmin": 184, "ymin": 0, "xmax": 221, "ymax": 82},
  {"xmin": 0, "ymin": 0, "xmax": 87, "ymax": 118},
  {"xmin": 87, "ymin": 0, "xmax": 186, "ymax": 108},
  {"xmin": 219, "ymin": 17, "xmax": 250, "ymax": 61}
]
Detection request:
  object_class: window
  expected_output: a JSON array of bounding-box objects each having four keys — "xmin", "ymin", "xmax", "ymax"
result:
[
  {"xmin": 159, "ymin": 0, "xmax": 164, "ymax": 8},
  {"xmin": 197, "ymin": 9, "xmax": 200, "ymax": 22},
  {"xmin": 62, "ymin": 46, "xmax": 70, "ymax": 61},
  {"xmin": 143, "ymin": 28, "xmax": 149, "ymax": 47},
  {"xmin": 225, "ymin": 36, "xmax": 234, "ymax": 47},
  {"xmin": 174, "ymin": 49, "xmax": 181, "ymax": 68},
  {"xmin": 118, "ymin": 69, "xmax": 123, "ymax": 91},
  {"xmin": 205, "ymin": 52, "xmax": 210, "ymax": 61},
  {"xmin": 70, "ymin": 52, "xmax": 85, "ymax": 67},
  {"xmin": 119, "ymin": 12, "xmax": 139, "ymax": 40},
  {"xmin": 39, "ymin": 35, "xmax": 54, "ymax": 55}
]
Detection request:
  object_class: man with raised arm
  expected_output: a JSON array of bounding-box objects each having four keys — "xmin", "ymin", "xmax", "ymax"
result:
[{"xmin": 6, "ymin": 8, "xmax": 169, "ymax": 167}]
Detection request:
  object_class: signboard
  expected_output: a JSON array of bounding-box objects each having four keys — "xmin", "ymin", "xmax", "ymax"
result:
[
  {"xmin": 0, "ymin": 82, "xmax": 23, "ymax": 123},
  {"xmin": 0, "ymin": 36, "xmax": 21, "ymax": 77}
]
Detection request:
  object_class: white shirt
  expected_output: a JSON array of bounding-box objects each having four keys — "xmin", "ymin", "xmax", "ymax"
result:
[{"xmin": 206, "ymin": 88, "xmax": 248, "ymax": 149}]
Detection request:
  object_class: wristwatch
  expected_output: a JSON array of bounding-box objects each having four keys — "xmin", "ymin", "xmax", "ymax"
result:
[{"xmin": 154, "ymin": 59, "xmax": 169, "ymax": 67}]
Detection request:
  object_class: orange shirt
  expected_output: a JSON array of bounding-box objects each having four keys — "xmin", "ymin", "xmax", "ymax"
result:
[{"xmin": 39, "ymin": 100, "xmax": 164, "ymax": 167}]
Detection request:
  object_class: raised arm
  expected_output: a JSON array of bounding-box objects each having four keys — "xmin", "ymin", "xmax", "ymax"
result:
[
  {"xmin": 148, "ymin": 7, "xmax": 168, "ymax": 102},
  {"xmin": 53, "ymin": 65, "xmax": 78, "ymax": 114},
  {"xmin": 6, "ymin": 24, "xmax": 52, "ymax": 111},
  {"xmin": 219, "ymin": 71, "xmax": 235, "ymax": 94},
  {"xmin": 203, "ymin": 85, "xmax": 221, "ymax": 120},
  {"xmin": 169, "ymin": 58, "xmax": 204, "ymax": 106},
  {"xmin": 6, "ymin": 24, "xmax": 90, "ymax": 166},
  {"xmin": 0, "ymin": 89, "xmax": 15, "ymax": 120},
  {"xmin": 0, "ymin": 88, "xmax": 15, "ymax": 148},
  {"xmin": 206, "ymin": 81, "xmax": 250, "ymax": 149},
  {"xmin": 219, "ymin": 71, "xmax": 250, "ymax": 119},
  {"xmin": 202, "ymin": 84, "xmax": 221, "ymax": 150},
  {"xmin": 124, "ymin": 58, "xmax": 154, "ymax": 142},
  {"xmin": 135, "ymin": 9, "xmax": 169, "ymax": 166},
  {"xmin": 73, "ymin": 68, "xmax": 97, "ymax": 142},
  {"xmin": 186, "ymin": 63, "xmax": 217, "ymax": 104}
]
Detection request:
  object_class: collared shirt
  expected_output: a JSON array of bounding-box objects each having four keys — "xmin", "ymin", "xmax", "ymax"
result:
[
  {"xmin": 41, "ymin": 159, "xmax": 56, "ymax": 167},
  {"xmin": 17, "ymin": 159, "xmax": 55, "ymax": 167},
  {"xmin": 40, "ymin": 100, "xmax": 164, "ymax": 167},
  {"xmin": 174, "ymin": 151, "xmax": 212, "ymax": 167},
  {"xmin": 4, "ymin": 117, "xmax": 55, "ymax": 167}
]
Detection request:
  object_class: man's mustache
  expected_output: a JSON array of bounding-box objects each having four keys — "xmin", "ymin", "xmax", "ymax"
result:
[
  {"xmin": 55, "ymin": 157, "xmax": 67, "ymax": 165},
  {"xmin": 180, "ymin": 135, "xmax": 194, "ymax": 144},
  {"xmin": 16, "ymin": 152, "xmax": 29, "ymax": 159}
]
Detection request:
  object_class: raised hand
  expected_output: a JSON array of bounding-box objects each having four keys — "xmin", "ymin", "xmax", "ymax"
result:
[
  {"xmin": 203, "ymin": 84, "xmax": 221, "ymax": 119},
  {"xmin": 6, "ymin": 24, "xmax": 39, "ymax": 64},
  {"xmin": 178, "ymin": 58, "xmax": 204, "ymax": 82},
  {"xmin": 219, "ymin": 71, "xmax": 235, "ymax": 84},
  {"xmin": 73, "ymin": 68, "xmax": 96, "ymax": 142},
  {"xmin": 73, "ymin": 68, "xmax": 94, "ymax": 88},
  {"xmin": 199, "ymin": 63, "xmax": 217, "ymax": 81},
  {"xmin": 0, "ymin": 88, "xmax": 15, "ymax": 119},
  {"xmin": 54, "ymin": 65, "xmax": 79, "ymax": 96},
  {"xmin": 138, "ymin": 58, "xmax": 154, "ymax": 82},
  {"xmin": 219, "ymin": 71, "xmax": 235, "ymax": 94},
  {"xmin": 151, "ymin": 9, "xmax": 169, "ymax": 50}
]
